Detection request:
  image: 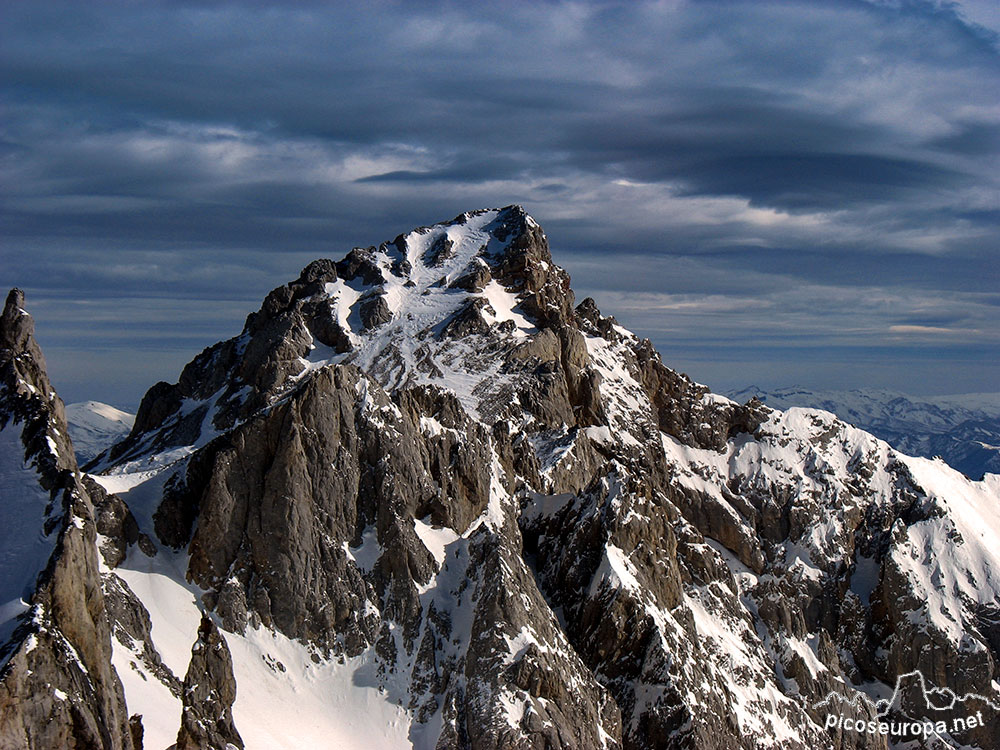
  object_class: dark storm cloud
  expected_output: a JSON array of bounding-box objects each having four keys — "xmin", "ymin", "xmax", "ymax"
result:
[
  {"xmin": 3, "ymin": 2, "xmax": 995, "ymax": 219},
  {"xmin": 1, "ymin": 0, "xmax": 998, "ymax": 402},
  {"xmin": 355, "ymin": 155, "xmax": 532, "ymax": 184},
  {"xmin": 929, "ymin": 120, "xmax": 1000, "ymax": 155}
]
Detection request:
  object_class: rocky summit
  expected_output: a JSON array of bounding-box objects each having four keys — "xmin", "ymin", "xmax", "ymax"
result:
[{"xmin": 2, "ymin": 206, "xmax": 999, "ymax": 749}]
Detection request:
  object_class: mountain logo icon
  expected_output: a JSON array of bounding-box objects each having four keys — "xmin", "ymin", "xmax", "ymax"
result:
[{"xmin": 813, "ymin": 670, "xmax": 999, "ymax": 745}]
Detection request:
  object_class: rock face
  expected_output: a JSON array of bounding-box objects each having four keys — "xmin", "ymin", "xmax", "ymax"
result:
[
  {"xmin": 0, "ymin": 290, "xmax": 135, "ymax": 750},
  {"xmin": 173, "ymin": 616, "xmax": 243, "ymax": 750},
  {"xmin": 2, "ymin": 207, "xmax": 1000, "ymax": 749}
]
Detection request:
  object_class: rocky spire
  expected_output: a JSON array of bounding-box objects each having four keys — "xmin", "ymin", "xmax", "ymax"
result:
[
  {"xmin": 0, "ymin": 289, "xmax": 136, "ymax": 750},
  {"xmin": 173, "ymin": 616, "xmax": 243, "ymax": 750}
]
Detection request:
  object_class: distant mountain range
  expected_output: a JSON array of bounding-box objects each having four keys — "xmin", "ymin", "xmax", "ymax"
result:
[{"xmin": 728, "ymin": 386, "xmax": 1000, "ymax": 480}]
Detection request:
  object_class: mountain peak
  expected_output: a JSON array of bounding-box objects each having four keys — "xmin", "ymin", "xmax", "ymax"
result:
[
  {"xmin": 2, "ymin": 288, "xmax": 37, "ymax": 364},
  {"xmin": 3, "ymin": 287, "xmax": 25, "ymax": 314},
  {"xmin": 1, "ymin": 289, "xmax": 61, "ymax": 432},
  {"xmin": 101, "ymin": 207, "xmax": 759, "ymax": 476},
  {"xmin": 103, "ymin": 207, "xmax": 579, "ymax": 466},
  {"xmin": 7, "ymin": 210, "xmax": 1000, "ymax": 749},
  {"xmin": 327, "ymin": 204, "xmax": 553, "ymax": 293}
]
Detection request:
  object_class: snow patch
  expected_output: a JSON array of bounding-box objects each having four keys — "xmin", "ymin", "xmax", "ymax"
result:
[
  {"xmin": 347, "ymin": 526, "xmax": 381, "ymax": 573},
  {"xmin": 0, "ymin": 421, "xmax": 59, "ymax": 649},
  {"xmin": 227, "ymin": 625, "xmax": 412, "ymax": 750},
  {"xmin": 112, "ymin": 548, "xmax": 204, "ymax": 678},
  {"xmin": 478, "ymin": 281, "xmax": 536, "ymax": 337},
  {"xmin": 413, "ymin": 518, "xmax": 459, "ymax": 567}
]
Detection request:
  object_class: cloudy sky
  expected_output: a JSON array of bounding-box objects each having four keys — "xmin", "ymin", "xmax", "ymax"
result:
[{"xmin": 2, "ymin": 0, "xmax": 998, "ymax": 407}]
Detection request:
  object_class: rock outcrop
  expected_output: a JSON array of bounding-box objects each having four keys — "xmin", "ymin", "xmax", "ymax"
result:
[
  {"xmin": 173, "ymin": 615, "xmax": 243, "ymax": 750},
  {"xmin": 0, "ymin": 290, "xmax": 135, "ymax": 750}
]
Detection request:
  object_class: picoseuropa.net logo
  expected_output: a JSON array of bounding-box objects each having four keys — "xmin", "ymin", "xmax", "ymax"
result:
[{"xmin": 813, "ymin": 670, "xmax": 999, "ymax": 745}]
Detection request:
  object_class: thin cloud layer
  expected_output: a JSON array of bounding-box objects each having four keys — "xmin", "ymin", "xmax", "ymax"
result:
[{"xmin": 1, "ymin": 0, "xmax": 997, "ymax": 404}]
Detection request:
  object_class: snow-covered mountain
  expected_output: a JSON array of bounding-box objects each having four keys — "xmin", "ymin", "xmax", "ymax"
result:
[
  {"xmin": 64, "ymin": 401, "xmax": 134, "ymax": 464},
  {"xmin": 728, "ymin": 386, "xmax": 1000, "ymax": 480},
  {"xmin": 3, "ymin": 207, "xmax": 999, "ymax": 749}
]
